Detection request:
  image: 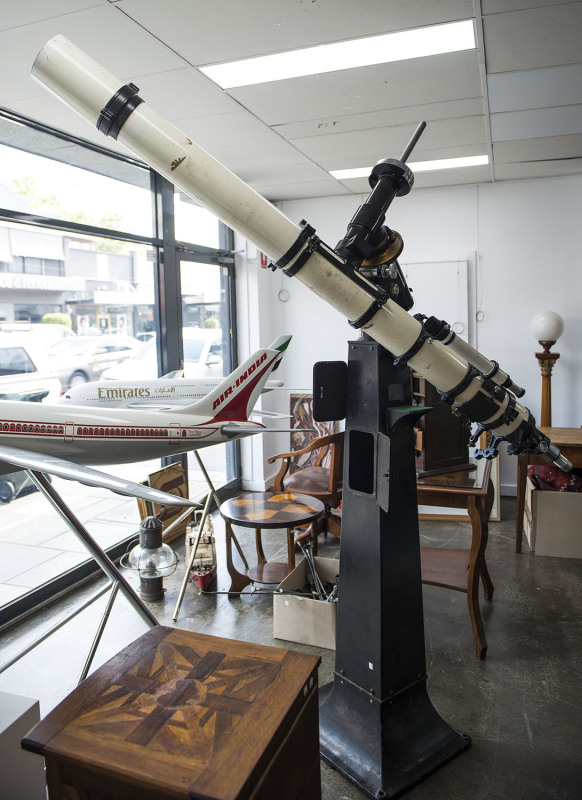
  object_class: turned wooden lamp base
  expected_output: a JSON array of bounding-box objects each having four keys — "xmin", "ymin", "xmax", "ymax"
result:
[{"xmin": 535, "ymin": 340, "xmax": 560, "ymax": 429}]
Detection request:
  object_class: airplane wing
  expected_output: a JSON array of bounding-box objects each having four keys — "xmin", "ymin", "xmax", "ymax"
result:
[
  {"xmin": 0, "ymin": 445, "xmax": 197, "ymax": 507},
  {"xmin": 220, "ymin": 424, "xmax": 314, "ymax": 437}
]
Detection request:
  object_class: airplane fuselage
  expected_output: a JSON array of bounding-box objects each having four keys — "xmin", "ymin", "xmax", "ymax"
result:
[
  {"xmin": 61, "ymin": 379, "xmax": 218, "ymax": 407},
  {"xmin": 0, "ymin": 399, "xmax": 261, "ymax": 475},
  {"xmin": 60, "ymin": 377, "xmax": 283, "ymax": 408}
]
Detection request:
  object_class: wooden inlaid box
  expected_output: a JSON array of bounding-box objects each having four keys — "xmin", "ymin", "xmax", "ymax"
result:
[{"xmin": 22, "ymin": 626, "xmax": 321, "ymax": 800}]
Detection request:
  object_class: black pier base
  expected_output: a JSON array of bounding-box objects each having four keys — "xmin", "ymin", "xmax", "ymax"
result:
[
  {"xmin": 320, "ymin": 678, "xmax": 470, "ymax": 799},
  {"xmin": 318, "ymin": 338, "xmax": 470, "ymax": 798}
]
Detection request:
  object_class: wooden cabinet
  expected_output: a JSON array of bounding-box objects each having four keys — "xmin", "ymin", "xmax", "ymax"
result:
[
  {"xmin": 22, "ymin": 626, "xmax": 321, "ymax": 800},
  {"xmin": 412, "ymin": 373, "xmax": 471, "ymax": 477}
]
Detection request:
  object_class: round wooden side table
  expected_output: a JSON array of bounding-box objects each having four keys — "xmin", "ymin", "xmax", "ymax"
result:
[{"xmin": 220, "ymin": 491, "xmax": 325, "ymax": 597}]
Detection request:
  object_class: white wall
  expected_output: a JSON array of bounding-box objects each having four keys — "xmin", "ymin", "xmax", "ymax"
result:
[{"xmin": 236, "ymin": 173, "xmax": 582, "ymax": 494}]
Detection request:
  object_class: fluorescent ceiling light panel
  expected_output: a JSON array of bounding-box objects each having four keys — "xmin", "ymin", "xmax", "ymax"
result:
[
  {"xmin": 201, "ymin": 20, "xmax": 476, "ymax": 89},
  {"xmin": 331, "ymin": 155, "xmax": 489, "ymax": 180}
]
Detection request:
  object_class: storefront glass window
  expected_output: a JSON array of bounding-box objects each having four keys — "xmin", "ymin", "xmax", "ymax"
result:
[
  {"xmin": 0, "ymin": 112, "xmax": 237, "ymax": 627},
  {"xmin": 0, "ymin": 142, "xmax": 153, "ymax": 238},
  {"xmin": 174, "ymin": 193, "xmax": 220, "ymax": 247}
]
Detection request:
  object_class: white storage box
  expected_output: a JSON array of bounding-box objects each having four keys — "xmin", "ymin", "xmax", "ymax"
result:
[
  {"xmin": 524, "ymin": 477, "xmax": 582, "ymax": 558},
  {"xmin": 273, "ymin": 557, "xmax": 339, "ymax": 650}
]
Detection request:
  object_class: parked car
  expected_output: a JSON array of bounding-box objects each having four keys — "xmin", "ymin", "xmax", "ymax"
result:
[
  {"xmin": 0, "ymin": 321, "xmax": 76, "ymax": 347},
  {"xmin": 0, "ymin": 333, "xmax": 62, "ymax": 402},
  {"xmin": 0, "ymin": 334, "xmax": 62, "ymax": 503},
  {"xmin": 0, "ymin": 471, "xmax": 51, "ymax": 504},
  {"xmin": 45, "ymin": 334, "xmax": 142, "ymax": 390},
  {"xmin": 101, "ymin": 328, "xmax": 224, "ymax": 380}
]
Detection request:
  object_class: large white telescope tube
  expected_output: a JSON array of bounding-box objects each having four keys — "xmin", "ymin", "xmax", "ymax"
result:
[{"xmin": 31, "ymin": 35, "xmax": 570, "ymax": 469}]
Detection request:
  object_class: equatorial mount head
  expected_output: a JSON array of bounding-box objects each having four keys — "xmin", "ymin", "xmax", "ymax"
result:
[{"xmin": 369, "ymin": 158, "xmax": 414, "ymax": 197}]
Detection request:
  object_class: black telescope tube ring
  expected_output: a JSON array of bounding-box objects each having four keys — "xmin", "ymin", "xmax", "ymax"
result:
[
  {"xmin": 349, "ymin": 289, "xmax": 388, "ymax": 329},
  {"xmin": 392, "ymin": 329, "xmax": 430, "ymax": 367},
  {"xmin": 283, "ymin": 235, "xmax": 321, "ymax": 277},
  {"xmin": 97, "ymin": 83, "xmax": 144, "ymax": 139},
  {"xmin": 268, "ymin": 221, "xmax": 316, "ymax": 272}
]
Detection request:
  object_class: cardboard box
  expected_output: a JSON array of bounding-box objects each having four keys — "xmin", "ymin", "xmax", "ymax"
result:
[
  {"xmin": 524, "ymin": 477, "xmax": 582, "ymax": 558},
  {"xmin": 273, "ymin": 557, "xmax": 339, "ymax": 650}
]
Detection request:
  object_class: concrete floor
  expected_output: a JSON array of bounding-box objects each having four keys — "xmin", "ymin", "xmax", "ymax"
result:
[{"xmin": 1, "ymin": 497, "xmax": 581, "ymax": 799}]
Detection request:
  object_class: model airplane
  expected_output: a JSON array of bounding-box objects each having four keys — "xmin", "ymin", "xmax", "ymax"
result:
[
  {"xmin": 0, "ymin": 340, "xmax": 297, "ymax": 484},
  {"xmin": 58, "ymin": 336, "xmax": 291, "ymax": 411}
]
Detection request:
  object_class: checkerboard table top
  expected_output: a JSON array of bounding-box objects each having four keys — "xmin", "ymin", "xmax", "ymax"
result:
[
  {"xmin": 22, "ymin": 626, "xmax": 320, "ymax": 800},
  {"xmin": 220, "ymin": 491, "xmax": 325, "ymax": 529}
]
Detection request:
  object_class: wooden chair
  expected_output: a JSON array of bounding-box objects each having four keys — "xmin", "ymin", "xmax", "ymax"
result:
[{"xmin": 268, "ymin": 432, "xmax": 344, "ymax": 553}]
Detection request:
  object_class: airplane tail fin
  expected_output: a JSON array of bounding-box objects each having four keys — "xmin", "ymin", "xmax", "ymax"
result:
[
  {"xmin": 267, "ymin": 335, "xmax": 292, "ymax": 372},
  {"xmin": 175, "ymin": 338, "xmax": 291, "ymax": 421}
]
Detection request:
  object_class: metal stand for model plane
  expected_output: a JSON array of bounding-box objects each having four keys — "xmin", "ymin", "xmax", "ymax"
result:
[
  {"xmin": 171, "ymin": 451, "xmax": 248, "ymax": 622},
  {"xmin": 0, "ymin": 470, "xmax": 158, "ymax": 685},
  {"xmin": 319, "ymin": 339, "xmax": 470, "ymax": 799}
]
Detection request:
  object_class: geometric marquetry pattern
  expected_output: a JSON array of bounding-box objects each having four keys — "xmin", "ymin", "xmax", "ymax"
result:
[
  {"xmin": 72, "ymin": 638, "xmax": 280, "ymax": 767},
  {"xmin": 222, "ymin": 492, "xmax": 324, "ymax": 528}
]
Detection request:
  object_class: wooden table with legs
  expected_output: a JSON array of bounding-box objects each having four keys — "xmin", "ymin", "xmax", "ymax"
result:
[
  {"xmin": 515, "ymin": 427, "xmax": 582, "ymax": 553},
  {"xmin": 417, "ymin": 457, "xmax": 495, "ymax": 659},
  {"xmin": 220, "ymin": 491, "xmax": 325, "ymax": 598}
]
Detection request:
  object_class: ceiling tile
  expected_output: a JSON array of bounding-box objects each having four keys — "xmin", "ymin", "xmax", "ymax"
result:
[
  {"xmin": 174, "ymin": 112, "xmax": 283, "ymax": 150},
  {"xmin": 254, "ymin": 180, "xmax": 351, "ymax": 202},
  {"xmin": 239, "ymin": 161, "xmax": 334, "ymax": 187},
  {"xmin": 482, "ymin": 0, "xmax": 571, "ymax": 13},
  {"xmin": 488, "ymin": 64, "xmax": 582, "ymax": 112},
  {"xmin": 209, "ymin": 140, "xmax": 310, "ymax": 183},
  {"xmin": 0, "ymin": 4, "xmax": 183, "ymax": 109},
  {"xmin": 494, "ymin": 158, "xmax": 582, "ymax": 180},
  {"xmin": 133, "ymin": 68, "xmax": 241, "ymax": 122},
  {"xmin": 291, "ymin": 116, "xmax": 488, "ymax": 164},
  {"xmin": 412, "ymin": 164, "xmax": 492, "ymax": 188},
  {"xmin": 493, "ymin": 134, "xmax": 582, "ymax": 162},
  {"xmin": 115, "ymin": 0, "xmax": 475, "ymax": 65},
  {"xmin": 0, "ymin": 1, "xmax": 103, "ymax": 32},
  {"xmin": 483, "ymin": 4, "xmax": 582, "ymax": 73},
  {"xmin": 491, "ymin": 105, "xmax": 582, "ymax": 142},
  {"xmin": 273, "ymin": 98, "xmax": 485, "ymax": 140},
  {"xmin": 228, "ymin": 52, "xmax": 482, "ymax": 127}
]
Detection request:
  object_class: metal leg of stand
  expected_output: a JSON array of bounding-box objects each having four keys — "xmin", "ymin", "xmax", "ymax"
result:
[
  {"xmin": 26, "ymin": 470, "xmax": 158, "ymax": 629},
  {"xmin": 193, "ymin": 451, "xmax": 248, "ymax": 569},
  {"xmin": 78, "ymin": 581, "xmax": 120, "ymax": 684},
  {"xmin": 160, "ymin": 505, "xmax": 196, "ymax": 541},
  {"xmin": 172, "ymin": 488, "xmax": 212, "ymax": 622}
]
